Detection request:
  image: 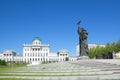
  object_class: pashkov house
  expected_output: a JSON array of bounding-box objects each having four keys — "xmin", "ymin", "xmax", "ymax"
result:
[{"xmin": 0, "ymin": 37, "xmax": 70, "ymax": 65}]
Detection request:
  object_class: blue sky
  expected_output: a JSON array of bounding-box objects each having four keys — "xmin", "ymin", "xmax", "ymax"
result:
[{"xmin": 0, "ymin": 0, "xmax": 120, "ymax": 56}]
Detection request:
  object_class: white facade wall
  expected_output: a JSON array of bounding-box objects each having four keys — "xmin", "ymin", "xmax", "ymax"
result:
[
  {"xmin": 23, "ymin": 38, "xmax": 50, "ymax": 63},
  {"xmin": 57, "ymin": 50, "xmax": 68, "ymax": 61},
  {"xmin": 0, "ymin": 54, "xmax": 3, "ymax": 60},
  {"xmin": 14, "ymin": 56, "xmax": 23, "ymax": 62},
  {"xmin": 49, "ymin": 53, "xmax": 59, "ymax": 62},
  {"xmin": 2, "ymin": 50, "xmax": 16, "ymax": 62},
  {"xmin": 69, "ymin": 56, "xmax": 77, "ymax": 61}
]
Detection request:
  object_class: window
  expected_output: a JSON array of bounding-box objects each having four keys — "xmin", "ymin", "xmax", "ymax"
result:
[
  {"xmin": 41, "ymin": 53, "xmax": 42, "ymax": 56},
  {"xmin": 41, "ymin": 58, "xmax": 42, "ymax": 61},
  {"xmin": 33, "ymin": 58, "xmax": 34, "ymax": 61},
  {"xmin": 35, "ymin": 58, "xmax": 37, "ymax": 61},
  {"xmin": 38, "ymin": 58, "xmax": 39, "ymax": 61},
  {"xmin": 33, "ymin": 53, "xmax": 34, "ymax": 57}
]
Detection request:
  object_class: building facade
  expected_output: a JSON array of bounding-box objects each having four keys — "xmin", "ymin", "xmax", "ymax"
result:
[
  {"xmin": 2, "ymin": 50, "xmax": 16, "ymax": 62},
  {"xmin": 0, "ymin": 54, "xmax": 3, "ymax": 60},
  {"xmin": 0, "ymin": 50, "xmax": 23, "ymax": 62},
  {"xmin": 0, "ymin": 37, "xmax": 69, "ymax": 64},
  {"xmin": 23, "ymin": 37, "xmax": 50, "ymax": 64},
  {"xmin": 57, "ymin": 50, "xmax": 69, "ymax": 61}
]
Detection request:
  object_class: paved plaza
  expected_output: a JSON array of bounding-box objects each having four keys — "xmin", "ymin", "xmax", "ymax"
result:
[{"xmin": 0, "ymin": 59, "xmax": 120, "ymax": 80}]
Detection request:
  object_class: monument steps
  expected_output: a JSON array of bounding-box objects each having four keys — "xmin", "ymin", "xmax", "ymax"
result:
[{"xmin": 1, "ymin": 60, "xmax": 120, "ymax": 79}]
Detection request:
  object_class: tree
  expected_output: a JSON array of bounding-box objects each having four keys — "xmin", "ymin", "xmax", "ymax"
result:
[
  {"xmin": 65, "ymin": 57, "xmax": 69, "ymax": 61},
  {"xmin": 95, "ymin": 46, "xmax": 105, "ymax": 56},
  {"xmin": 0, "ymin": 60, "xmax": 6, "ymax": 65},
  {"xmin": 89, "ymin": 48, "xmax": 96, "ymax": 59},
  {"xmin": 0, "ymin": 59, "xmax": 1, "ymax": 64},
  {"xmin": 88, "ymin": 40, "xmax": 120, "ymax": 59},
  {"xmin": 105, "ymin": 43, "xmax": 112, "ymax": 53},
  {"xmin": 116, "ymin": 40, "xmax": 120, "ymax": 53},
  {"xmin": 111, "ymin": 42, "xmax": 117, "ymax": 52}
]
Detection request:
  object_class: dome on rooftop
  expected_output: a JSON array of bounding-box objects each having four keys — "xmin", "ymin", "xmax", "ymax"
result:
[
  {"xmin": 33, "ymin": 37, "xmax": 41, "ymax": 41},
  {"xmin": 32, "ymin": 37, "xmax": 41, "ymax": 45}
]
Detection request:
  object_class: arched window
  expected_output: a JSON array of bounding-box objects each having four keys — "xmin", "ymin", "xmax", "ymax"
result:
[{"xmin": 33, "ymin": 58, "xmax": 34, "ymax": 61}]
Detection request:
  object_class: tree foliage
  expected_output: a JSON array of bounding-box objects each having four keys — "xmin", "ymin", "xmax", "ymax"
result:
[
  {"xmin": 89, "ymin": 40, "xmax": 120, "ymax": 59},
  {"xmin": 0, "ymin": 59, "xmax": 6, "ymax": 65},
  {"xmin": 88, "ymin": 48, "xmax": 96, "ymax": 59},
  {"xmin": 65, "ymin": 57, "xmax": 69, "ymax": 61}
]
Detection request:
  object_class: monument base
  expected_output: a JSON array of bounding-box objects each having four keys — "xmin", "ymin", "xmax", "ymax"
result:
[{"xmin": 77, "ymin": 56, "xmax": 89, "ymax": 60}]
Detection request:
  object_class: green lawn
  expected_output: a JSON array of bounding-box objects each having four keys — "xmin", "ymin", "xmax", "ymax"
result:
[
  {"xmin": 0, "ymin": 78, "xmax": 120, "ymax": 80},
  {"xmin": 0, "ymin": 78, "xmax": 33, "ymax": 80},
  {"xmin": 0, "ymin": 63, "xmax": 27, "ymax": 72}
]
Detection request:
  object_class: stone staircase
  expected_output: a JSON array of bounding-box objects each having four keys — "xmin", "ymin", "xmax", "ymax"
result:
[{"xmin": 1, "ymin": 59, "xmax": 120, "ymax": 80}]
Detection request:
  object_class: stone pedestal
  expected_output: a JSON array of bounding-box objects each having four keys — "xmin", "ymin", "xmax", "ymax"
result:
[{"xmin": 77, "ymin": 56, "xmax": 89, "ymax": 60}]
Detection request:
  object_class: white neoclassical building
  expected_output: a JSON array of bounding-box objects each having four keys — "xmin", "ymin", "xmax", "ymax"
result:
[
  {"xmin": 57, "ymin": 50, "xmax": 69, "ymax": 61},
  {"xmin": 23, "ymin": 37, "xmax": 50, "ymax": 64},
  {"xmin": 2, "ymin": 50, "xmax": 16, "ymax": 62},
  {"xmin": 23, "ymin": 37, "xmax": 69, "ymax": 64},
  {"xmin": 0, "ymin": 37, "xmax": 69, "ymax": 64},
  {"xmin": 0, "ymin": 50, "xmax": 23, "ymax": 62}
]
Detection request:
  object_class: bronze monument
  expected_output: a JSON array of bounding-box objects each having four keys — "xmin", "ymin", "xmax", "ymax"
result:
[{"xmin": 77, "ymin": 19, "xmax": 89, "ymax": 59}]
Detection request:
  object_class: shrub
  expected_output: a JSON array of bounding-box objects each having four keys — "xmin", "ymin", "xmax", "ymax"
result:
[
  {"xmin": 0, "ymin": 60, "xmax": 6, "ymax": 65},
  {"xmin": 65, "ymin": 57, "xmax": 69, "ymax": 61}
]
